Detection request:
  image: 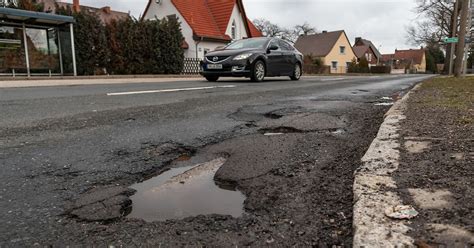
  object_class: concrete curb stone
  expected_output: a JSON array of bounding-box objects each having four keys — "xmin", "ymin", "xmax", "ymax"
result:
[{"xmin": 353, "ymin": 84, "xmax": 423, "ymax": 248}]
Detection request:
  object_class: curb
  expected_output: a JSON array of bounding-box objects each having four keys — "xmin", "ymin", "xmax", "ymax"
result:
[
  {"xmin": 353, "ymin": 84, "xmax": 422, "ymax": 247},
  {"xmin": 0, "ymin": 74, "xmax": 202, "ymax": 81}
]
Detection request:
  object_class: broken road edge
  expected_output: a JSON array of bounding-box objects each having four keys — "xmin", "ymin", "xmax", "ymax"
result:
[{"xmin": 352, "ymin": 82, "xmax": 424, "ymax": 247}]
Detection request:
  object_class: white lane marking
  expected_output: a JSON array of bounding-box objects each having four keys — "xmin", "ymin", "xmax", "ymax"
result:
[
  {"xmin": 320, "ymin": 78, "xmax": 346, "ymax": 82},
  {"xmin": 107, "ymin": 85, "xmax": 236, "ymax": 96}
]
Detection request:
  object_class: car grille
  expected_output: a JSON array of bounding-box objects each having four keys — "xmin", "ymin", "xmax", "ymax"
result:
[{"xmin": 206, "ymin": 56, "xmax": 230, "ymax": 63}]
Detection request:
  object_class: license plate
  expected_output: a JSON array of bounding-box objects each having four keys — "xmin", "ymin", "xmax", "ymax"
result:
[{"xmin": 207, "ymin": 64, "xmax": 223, "ymax": 70}]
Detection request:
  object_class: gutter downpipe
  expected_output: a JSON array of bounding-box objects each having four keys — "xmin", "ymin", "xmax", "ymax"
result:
[{"xmin": 195, "ymin": 36, "xmax": 204, "ymax": 59}]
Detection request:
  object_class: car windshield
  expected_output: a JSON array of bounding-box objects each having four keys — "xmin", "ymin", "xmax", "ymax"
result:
[{"xmin": 225, "ymin": 38, "xmax": 268, "ymax": 50}]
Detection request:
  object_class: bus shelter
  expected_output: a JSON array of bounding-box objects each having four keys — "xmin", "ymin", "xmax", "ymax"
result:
[{"xmin": 0, "ymin": 7, "xmax": 77, "ymax": 77}]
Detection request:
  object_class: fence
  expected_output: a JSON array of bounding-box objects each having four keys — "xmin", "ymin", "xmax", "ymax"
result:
[
  {"xmin": 303, "ymin": 64, "xmax": 330, "ymax": 74},
  {"xmin": 182, "ymin": 58, "xmax": 202, "ymax": 75}
]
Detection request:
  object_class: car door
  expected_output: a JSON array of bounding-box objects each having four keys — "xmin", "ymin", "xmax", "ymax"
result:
[
  {"xmin": 266, "ymin": 39, "xmax": 283, "ymax": 76},
  {"xmin": 278, "ymin": 40, "xmax": 295, "ymax": 75}
]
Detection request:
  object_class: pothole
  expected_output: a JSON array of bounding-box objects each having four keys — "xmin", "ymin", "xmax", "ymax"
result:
[
  {"xmin": 127, "ymin": 157, "xmax": 245, "ymax": 222},
  {"xmin": 259, "ymin": 127, "xmax": 305, "ymax": 134},
  {"xmin": 264, "ymin": 113, "xmax": 284, "ymax": 119}
]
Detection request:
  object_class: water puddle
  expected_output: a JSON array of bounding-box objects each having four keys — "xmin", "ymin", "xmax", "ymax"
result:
[{"xmin": 127, "ymin": 158, "xmax": 245, "ymax": 222}]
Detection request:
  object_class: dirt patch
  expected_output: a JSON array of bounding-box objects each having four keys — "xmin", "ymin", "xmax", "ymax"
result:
[
  {"xmin": 65, "ymin": 186, "xmax": 136, "ymax": 222},
  {"xmin": 393, "ymin": 77, "xmax": 474, "ymax": 245}
]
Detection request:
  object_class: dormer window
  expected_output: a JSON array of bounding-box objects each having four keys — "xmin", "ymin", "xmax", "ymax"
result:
[{"xmin": 231, "ymin": 20, "xmax": 236, "ymax": 39}]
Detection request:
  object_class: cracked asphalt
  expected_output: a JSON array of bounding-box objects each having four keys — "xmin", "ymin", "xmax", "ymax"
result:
[{"xmin": 0, "ymin": 75, "xmax": 432, "ymax": 247}]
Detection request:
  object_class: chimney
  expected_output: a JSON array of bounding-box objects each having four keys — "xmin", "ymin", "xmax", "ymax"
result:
[
  {"xmin": 73, "ymin": 0, "xmax": 80, "ymax": 13},
  {"xmin": 355, "ymin": 37, "xmax": 362, "ymax": 44},
  {"xmin": 322, "ymin": 30, "xmax": 327, "ymax": 33},
  {"xmin": 102, "ymin": 6, "xmax": 111, "ymax": 14}
]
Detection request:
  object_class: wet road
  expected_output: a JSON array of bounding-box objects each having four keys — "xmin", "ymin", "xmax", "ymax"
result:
[{"xmin": 0, "ymin": 75, "xmax": 432, "ymax": 246}]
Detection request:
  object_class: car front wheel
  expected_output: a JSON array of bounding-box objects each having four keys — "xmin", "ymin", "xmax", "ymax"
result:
[
  {"xmin": 290, "ymin": 63, "xmax": 302, "ymax": 81},
  {"xmin": 251, "ymin": 60, "xmax": 266, "ymax": 82}
]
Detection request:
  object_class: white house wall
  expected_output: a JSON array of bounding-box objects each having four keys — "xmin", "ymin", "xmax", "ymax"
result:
[
  {"xmin": 225, "ymin": 4, "xmax": 248, "ymax": 40},
  {"xmin": 144, "ymin": 0, "xmax": 249, "ymax": 59}
]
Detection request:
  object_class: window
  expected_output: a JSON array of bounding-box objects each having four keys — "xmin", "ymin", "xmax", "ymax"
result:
[
  {"xmin": 278, "ymin": 39, "xmax": 293, "ymax": 51},
  {"xmin": 332, "ymin": 61, "xmax": 338, "ymax": 69},
  {"xmin": 340, "ymin": 46, "xmax": 345, "ymax": 54},
  {"xmin": 167, "ymin": 14, "xmax": 177, "ymax": 21},
  {"xmin": 368, "ymin": 53, "xmax": 372, "ymax": 61},
  {"xmin": 267, "ymin": 39, "xmax": 280, "ymax": 50},
  {"xmin": 231, "ymin": 20, "xmax": 236, "ymax": 40},
  {"xmin": 226, "ymin": 38, "xmax": 269, "ymax": 50}
]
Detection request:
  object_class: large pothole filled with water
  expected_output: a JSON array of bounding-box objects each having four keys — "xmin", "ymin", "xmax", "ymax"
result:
[{"xmin": 127, "ymin": 157, "xmax": 246, "ymax": 222}]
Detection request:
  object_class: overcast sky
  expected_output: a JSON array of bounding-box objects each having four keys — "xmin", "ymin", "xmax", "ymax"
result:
[{"xmin": 63, "ymin": 0, "xmax": 419, "ymax": 54}]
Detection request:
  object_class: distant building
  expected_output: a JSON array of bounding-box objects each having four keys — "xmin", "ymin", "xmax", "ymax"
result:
[
  {"xmin": 352, "ymin": 37, "xmax": 381, "ymax": 66},
  {"xmin": 380, "ymin": 54, "xmax": 395, "ymax": 66},
  {"xmin": 39, "ymin": 0, "xmax": 129, "ymax": 24},
  {"xmin": 294, "ymin": 30, "xmax": 356, "ymax": 74},
  {"xmin": 382, "ymin": 48, "xmax": 426, "ymax": 73},
  {"xmin": 142, "ymin": 0, "xmax": 263, "ymax": 59}
]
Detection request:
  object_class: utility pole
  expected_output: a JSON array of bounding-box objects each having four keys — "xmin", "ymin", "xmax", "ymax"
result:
[
  {"xmin": 463, "ymin": 0, "xmax": 472, "ymax": 75},
  {"xmin": 454, "ymin": 0, "xmax": 469, "ymax": 77},
  {"xmin": 448, "ymin": 0, "xmax": 460, "ymax": 75}
]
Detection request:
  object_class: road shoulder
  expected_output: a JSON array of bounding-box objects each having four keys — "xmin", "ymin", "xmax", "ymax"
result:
[{"xmin": 353, "ymin": 77, "xmax": 474, "ymax": 247}]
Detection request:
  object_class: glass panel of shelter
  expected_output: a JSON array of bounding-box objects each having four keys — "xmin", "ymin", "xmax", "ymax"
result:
[
  {"xmin": 0, "ymin": 25, "xmax": 26, "ymax": 75},
  {"xmin": 25, "ymin": 27, "xmax": 61, "ymax": 75},
  {"xmin": 0, "ymin": 23, "xmax": 74, "ymax": 76}
]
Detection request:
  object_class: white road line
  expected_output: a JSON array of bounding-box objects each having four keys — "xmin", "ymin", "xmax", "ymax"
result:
[
  {"xmin": 107, "ymin": 85, "xmax": 236, "ymax": 96},
  {"xmin": 320, "ymin": 78, "xmax": 346, "ymax": 82}
]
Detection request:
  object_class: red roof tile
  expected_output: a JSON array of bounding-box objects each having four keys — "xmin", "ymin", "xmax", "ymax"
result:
[
  {"xmin": 353, "ymin": 45, "xmax": 369, "ymax": 58},
  {"xmin": 247, "ymin": 18, "xmax": 263, "ymax": 37},
  {"xmin": 171, "ymin": 0, "xmax": 226, "ymax": 40},
  {"xmin": 207, "ymin": 0, "xmax": 236, "ymax": 34},
  {"xmin": 381, "ymin": 54, "xmax": 394, "ymax": 63},
  {"xmin": 394, "ymin": 49, "xmax": 425, "ymax": 65},
  {"xmin": 143, "ymin": 0, "xmax": 261, "ymax": 41}
]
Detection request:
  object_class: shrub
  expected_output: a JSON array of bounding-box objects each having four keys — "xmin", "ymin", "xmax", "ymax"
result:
[
  {"xmin": 370, "ymin": 66, "xmax": 391, "ymax": 74},
  {"xmin": 49, "ymin": 5, "xmax": 184, "ymax": 75}
]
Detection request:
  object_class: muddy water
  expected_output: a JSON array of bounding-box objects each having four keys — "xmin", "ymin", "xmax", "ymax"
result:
[{"xmin": 127, "ymin": 158, "xmax": 246, "ymax": 222}]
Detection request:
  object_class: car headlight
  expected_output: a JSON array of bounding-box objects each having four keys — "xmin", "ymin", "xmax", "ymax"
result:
[{"xmin": 233, "ymin": 53, "xmax": 253, "ymax": 60}]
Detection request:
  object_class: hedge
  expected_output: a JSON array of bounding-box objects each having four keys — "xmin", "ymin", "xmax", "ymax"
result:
[
  {"xmin": 370, "ymin": 66, "xmax": 392, "ymax": 74},
  {"xmin": 58, "ymin": 5, "xmax": 184, "ymax": 75}
]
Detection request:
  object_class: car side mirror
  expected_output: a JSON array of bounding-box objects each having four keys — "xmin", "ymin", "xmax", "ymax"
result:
[{"xmin": 267, "ymin": 45, "xmax": 279, "ymax": 53}]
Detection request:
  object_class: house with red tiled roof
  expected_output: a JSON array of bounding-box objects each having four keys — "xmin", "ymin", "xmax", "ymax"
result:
[
  {"xmin": 39, "ymin": 0, "xmax": 129, "ymax": 24},
  {"xmin": 382, "ymin": 48, "xmax": 426, "ymax": 73},
  {"xmin": 352, "ymin": 37, "xmax": 381, "ymax": 66},
  {"xmin": 142, "ymin": 0, "xmax": 263, "ymax": 59}
]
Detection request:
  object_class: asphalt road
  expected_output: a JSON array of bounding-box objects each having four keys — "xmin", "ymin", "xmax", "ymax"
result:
[{"xmin": 0, "ymin": 75, "xmax": 432, "ymax": 247}]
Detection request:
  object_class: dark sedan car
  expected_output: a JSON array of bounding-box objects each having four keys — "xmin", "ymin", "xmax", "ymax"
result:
[{"xmin": 200, "ymin": 37, "xmax": 303, "ymax": 82}]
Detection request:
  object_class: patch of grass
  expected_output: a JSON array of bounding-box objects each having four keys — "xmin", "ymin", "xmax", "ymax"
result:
[{"xmin": 419, "ymin": 77, "xmax": 474, "ymax": 110}]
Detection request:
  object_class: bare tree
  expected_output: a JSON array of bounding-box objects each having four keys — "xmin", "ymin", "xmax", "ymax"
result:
[
  {"xmin": 406, "ymin": 0, "xmax": 456, "ymax": 46},
  {"xmin": 253, "ymin": 18, "xmax": 317, "ymax": 44},
  {"xmin": 253, "ymin": 18, "xmax": 285, "ymax": 37},
  {"xmin": 454, "ymin": 0, "xmax": 469, "ymax": 77},
  {"xmin": 294, "ymin": 22, "xmax": 317, "ymax": 36}
]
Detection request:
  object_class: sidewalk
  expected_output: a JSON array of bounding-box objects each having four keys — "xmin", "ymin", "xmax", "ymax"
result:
[
  {"xmin": 354, "ymin": 77, "xmax": 473, "ymax": 247},
  {"xmin": 393, "ymin": 77, "xmax": 473, "ymax": 246},
  {"xmin": 0, "ymin": 75, "xmax": 201, "ymax": 88}
]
